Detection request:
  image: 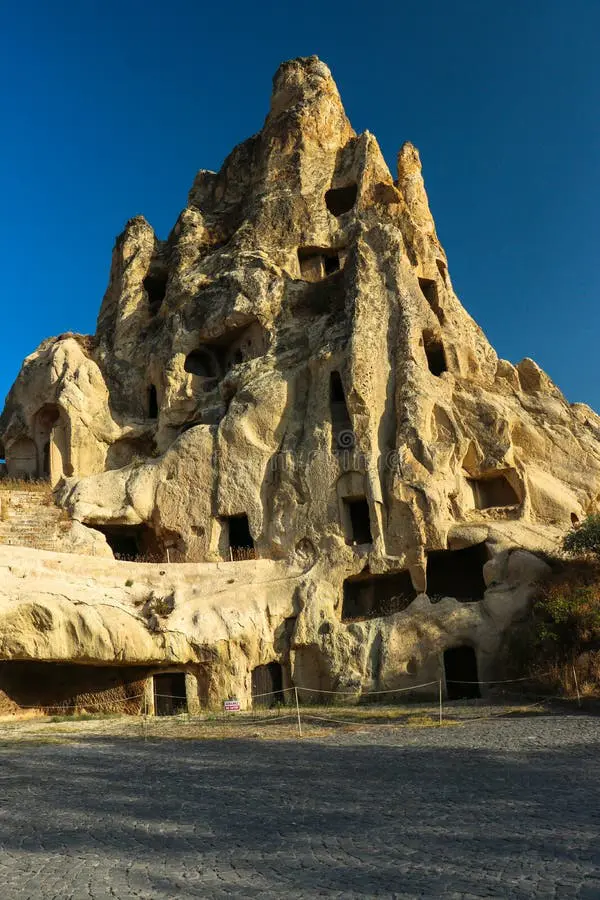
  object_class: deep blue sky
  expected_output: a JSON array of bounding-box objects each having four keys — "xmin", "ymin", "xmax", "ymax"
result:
[{"xmin": 1, "ymin": 1, "xmax": 599, "ymax": 409}]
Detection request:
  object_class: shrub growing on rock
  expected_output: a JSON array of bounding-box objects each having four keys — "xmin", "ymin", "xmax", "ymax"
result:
[{"xmin": 562, "ymin": 513, "xmax": 600, "ymax": 557}]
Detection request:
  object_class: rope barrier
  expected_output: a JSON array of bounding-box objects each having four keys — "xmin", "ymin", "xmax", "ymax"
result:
[
  {"xmin": 0, "ymin": 672, "xmax": 580, "ymax": 734},
  {"xmin": 248, "ymin": 686, "xmax": 295, "ymax": 699},
  {"xmin": 295, "ymin": 680, "xmax": 440, "ymax": 696},
  {"xmin": 444, "ymin": 672, "xmax": 554, "ymax": 685}
]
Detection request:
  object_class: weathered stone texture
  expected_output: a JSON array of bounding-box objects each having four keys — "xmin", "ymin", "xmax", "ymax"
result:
[{"xmin": 1, "ymin": 56, "xmax": 599, "ymax": 705}]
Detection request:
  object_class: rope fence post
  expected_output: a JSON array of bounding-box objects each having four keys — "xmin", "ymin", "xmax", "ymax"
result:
[
  {"xmin": 294, "ymin": 686, "xmax": 302, "ymax": 737},
  {"xmin": 142, "ymin": 694, "xmax": 148, "ymax": 742},
  {"xmin": 572, "ymin": 664, "xmax": 582, "ymax": 708},
  {"xmin": 438, "ymin": 679, "xmax": 443, "ymax": 727}
]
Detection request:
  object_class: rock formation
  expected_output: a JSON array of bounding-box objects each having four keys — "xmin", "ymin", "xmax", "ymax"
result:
[{"xmin": 1, "ymin": 56, "xmax": 600, "ymax": 712}]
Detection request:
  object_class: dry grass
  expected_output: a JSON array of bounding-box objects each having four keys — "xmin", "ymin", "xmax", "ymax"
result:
[
  {"xmin": 0, "ymin": 704, "xmax": 461, "ymax": 744},
  {"xmin": 0, "ymin": 478, "xmax": 52, "ymax": 493}
]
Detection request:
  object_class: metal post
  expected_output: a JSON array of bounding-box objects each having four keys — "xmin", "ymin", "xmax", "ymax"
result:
[
  {"xmin": 438, "ymin": 680, "xmax": 443, "ymax": 727},
  {"xmin": 294, "ymin": 686, "xmax": 302, "ymax": 737},
  {"xmin": 572, "ymin": 664, "xmax": 582, "ymax": 708}
]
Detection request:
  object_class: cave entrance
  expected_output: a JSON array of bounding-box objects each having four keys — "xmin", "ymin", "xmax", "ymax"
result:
[
  {"xmin": 223, "ymin": 514, "xmax": 256, "ymax": 561},
  {"xmin": 94, "ymin": 524, "xmax": 156, "ymax": 561},
  {"xmin": 423, "ymin": 331, "xmax": 447, "ymax": 376},
  {"xmin": 184, "ymin": 349, "xmax": 218, "ymax": 379},
  {"xmin": 325, "ymin": 184, "xmax": 357, "ymax": 216},
  {"xmin": 426, "ymin": 543, "xmax": 488, "ymax": 602},
  {"xmin": 144, "ymin": 271, "xmax": 168, "ymax": 315},
  {"xmin": 34, "ymin": 404, "xmax": 66, "ymax": 482},
  {"xmin": 342, "ymin": 569, "xmax": 416, "ymax": 621},
  {"xmin": 251, "ymin": 662, "xmax": 284, "ymax": 707},
  {"xmin": 418, "ymin": 278, "xmax": 438, "ymax": 306},
  {"xmin": 153, "ymin": 673, "xmax": 187, "ymax": 716},
  {"xmin": 0, "ymin": 661, "xmax": 150, "ymax": 715},
  {"xmin": 444, "ymin": 647, "xmax": 480, "ymax": 700}
]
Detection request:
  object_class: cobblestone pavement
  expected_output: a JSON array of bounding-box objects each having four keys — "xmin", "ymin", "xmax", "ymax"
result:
[{"xmin": 0, "ymin": 713, "xmax": 599, "ymax": 899}]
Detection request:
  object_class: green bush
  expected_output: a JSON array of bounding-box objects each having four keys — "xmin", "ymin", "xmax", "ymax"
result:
[
  {"xmin": 533, "ymin": 579, "xmax": 600, "ymax": 665},
  {"xmin": 563, "ymin": 513, "xmax": 600, "ymax": 557}
]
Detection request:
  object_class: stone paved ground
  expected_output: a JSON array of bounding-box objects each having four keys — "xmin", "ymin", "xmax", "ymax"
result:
[{"xmin": 0, "ymin": 712, "xmax": 599, "ymax": 899}]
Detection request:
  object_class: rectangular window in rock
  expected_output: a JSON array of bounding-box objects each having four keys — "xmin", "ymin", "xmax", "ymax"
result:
[
  {"xmin": 426, "ymin": 543, "xmax": 488, "ymax": 603},
  {"xmin": 298, "ymin": 247, "xmax": 342, "ymax": 282},
  {"xmin": 343, "ymin": 497, "xmax": 373, "ymax": 545},
  {"xmin": 467, "ymin": 474, "xmax": 520, "ymax": 509},
  {"xmin": 342, "ymin": 569, "xmax": 416, "ymax": 621}
]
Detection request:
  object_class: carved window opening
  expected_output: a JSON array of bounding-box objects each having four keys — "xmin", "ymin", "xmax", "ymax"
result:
[
  {"xmin": 184, "ymin": 349, "xmax": 217, "ymax": 378},
  {"xmin": 325, "ymin": 184, "xmax": 358, "ymax": 216},
  {"xmin": 148, "ymin": 385, "xmax": 158, "ymax": 419},
  {"xmin": 153, "ymin": 672, "xmax": 187, "ymax": 716},
  {"xmin": 144, "ymin": 271, "xmax": 168, "ymax": 315},
  {"xmin": 342, "ymin": 569, "xmax": 416, "ymax": 621},
  {"xmin": 444, "ymin": 646, "xmax": 480, "ymax": 700},
  {"xmin": 251, "ymin": 662, "xmax": 284, "ymax": 707},
  {"xmin": 223, "ymin": 514, "xmax": 256, "ymax": 561},
  {"xmin": 298, "ymin": 247, "xmax": 343, "ymax": 282},
  {"xmin": 418, "ymin": 278, "xmax": 445, "ymax": 325},
  {"xmin": 468, "ymin": 474, "xmax": 520, "ymax": 509},
  {"xmin": 436, "ymin": 259, "xmax": 448, "ymax": 284},
  {"xmin": 324, "ymin": 254, "xmax": 340, "ymax": 275},
  {"xmin": 34, "ymin": 404, "xmax": 62, "ymax": 480},
  {"xmin": 330, "ymin": 371, "xmax": 353, "ymax": 451},
  {"xmin": 343, "ymin": 497, "xmax": 372, "ymax": 545},
  {"xmin": 418, "ymin": 278, "xmax": 438, "ymax": 307},
  {"xmin": 426, "ymin": 543, "xmax": 488, "ymax": 603},
  {"xmin": 423, "ymin": 332, "xmax": 447, "ymax": 377}
]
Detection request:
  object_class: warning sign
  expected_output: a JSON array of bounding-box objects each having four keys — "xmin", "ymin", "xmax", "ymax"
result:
[{"xmin": 224, "ymin": 699, "xmax": 241, "ymax": 712}]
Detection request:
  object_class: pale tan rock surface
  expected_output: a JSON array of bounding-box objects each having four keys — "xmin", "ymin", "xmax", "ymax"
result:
[{"xmin": 0, "ymin": 56, "xmax": 598, "ymax": 708}]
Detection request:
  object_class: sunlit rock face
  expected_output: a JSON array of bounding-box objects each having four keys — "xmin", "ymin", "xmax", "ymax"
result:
[{"xmin": 1, "ymin": 56, "xmax": 599, "ymax": 705}]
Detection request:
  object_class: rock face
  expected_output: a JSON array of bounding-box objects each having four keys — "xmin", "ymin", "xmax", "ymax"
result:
[{"xmin": 1, "ymin": 56, "xmax": 600, "ymax": 710}]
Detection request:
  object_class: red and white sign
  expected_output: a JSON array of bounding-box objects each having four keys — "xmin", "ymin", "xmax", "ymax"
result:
[{"xmin": 224, "ymin": 699, "xmax": 241, "ymax": 712}]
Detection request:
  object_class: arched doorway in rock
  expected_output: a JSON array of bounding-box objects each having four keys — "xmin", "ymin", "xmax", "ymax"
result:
[
  {"xmin": 34, "ymin": 404, "xmax": 67, "ymax": 482},
  {"xmin": 153, "ymin": 672, "xmax": 187, "ymax": 716},
  {"xmin": 443, "ymin": 646, "xmax": 480, "ymax": 700},
  {"xmin": 251, "ymin": 662, "xmax": 283, "ymax": 707}
]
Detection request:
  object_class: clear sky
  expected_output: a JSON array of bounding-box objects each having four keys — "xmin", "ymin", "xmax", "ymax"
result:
[{"xmin": 1, "ymin": 1, "xmax": 599, "ymax": 410}]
